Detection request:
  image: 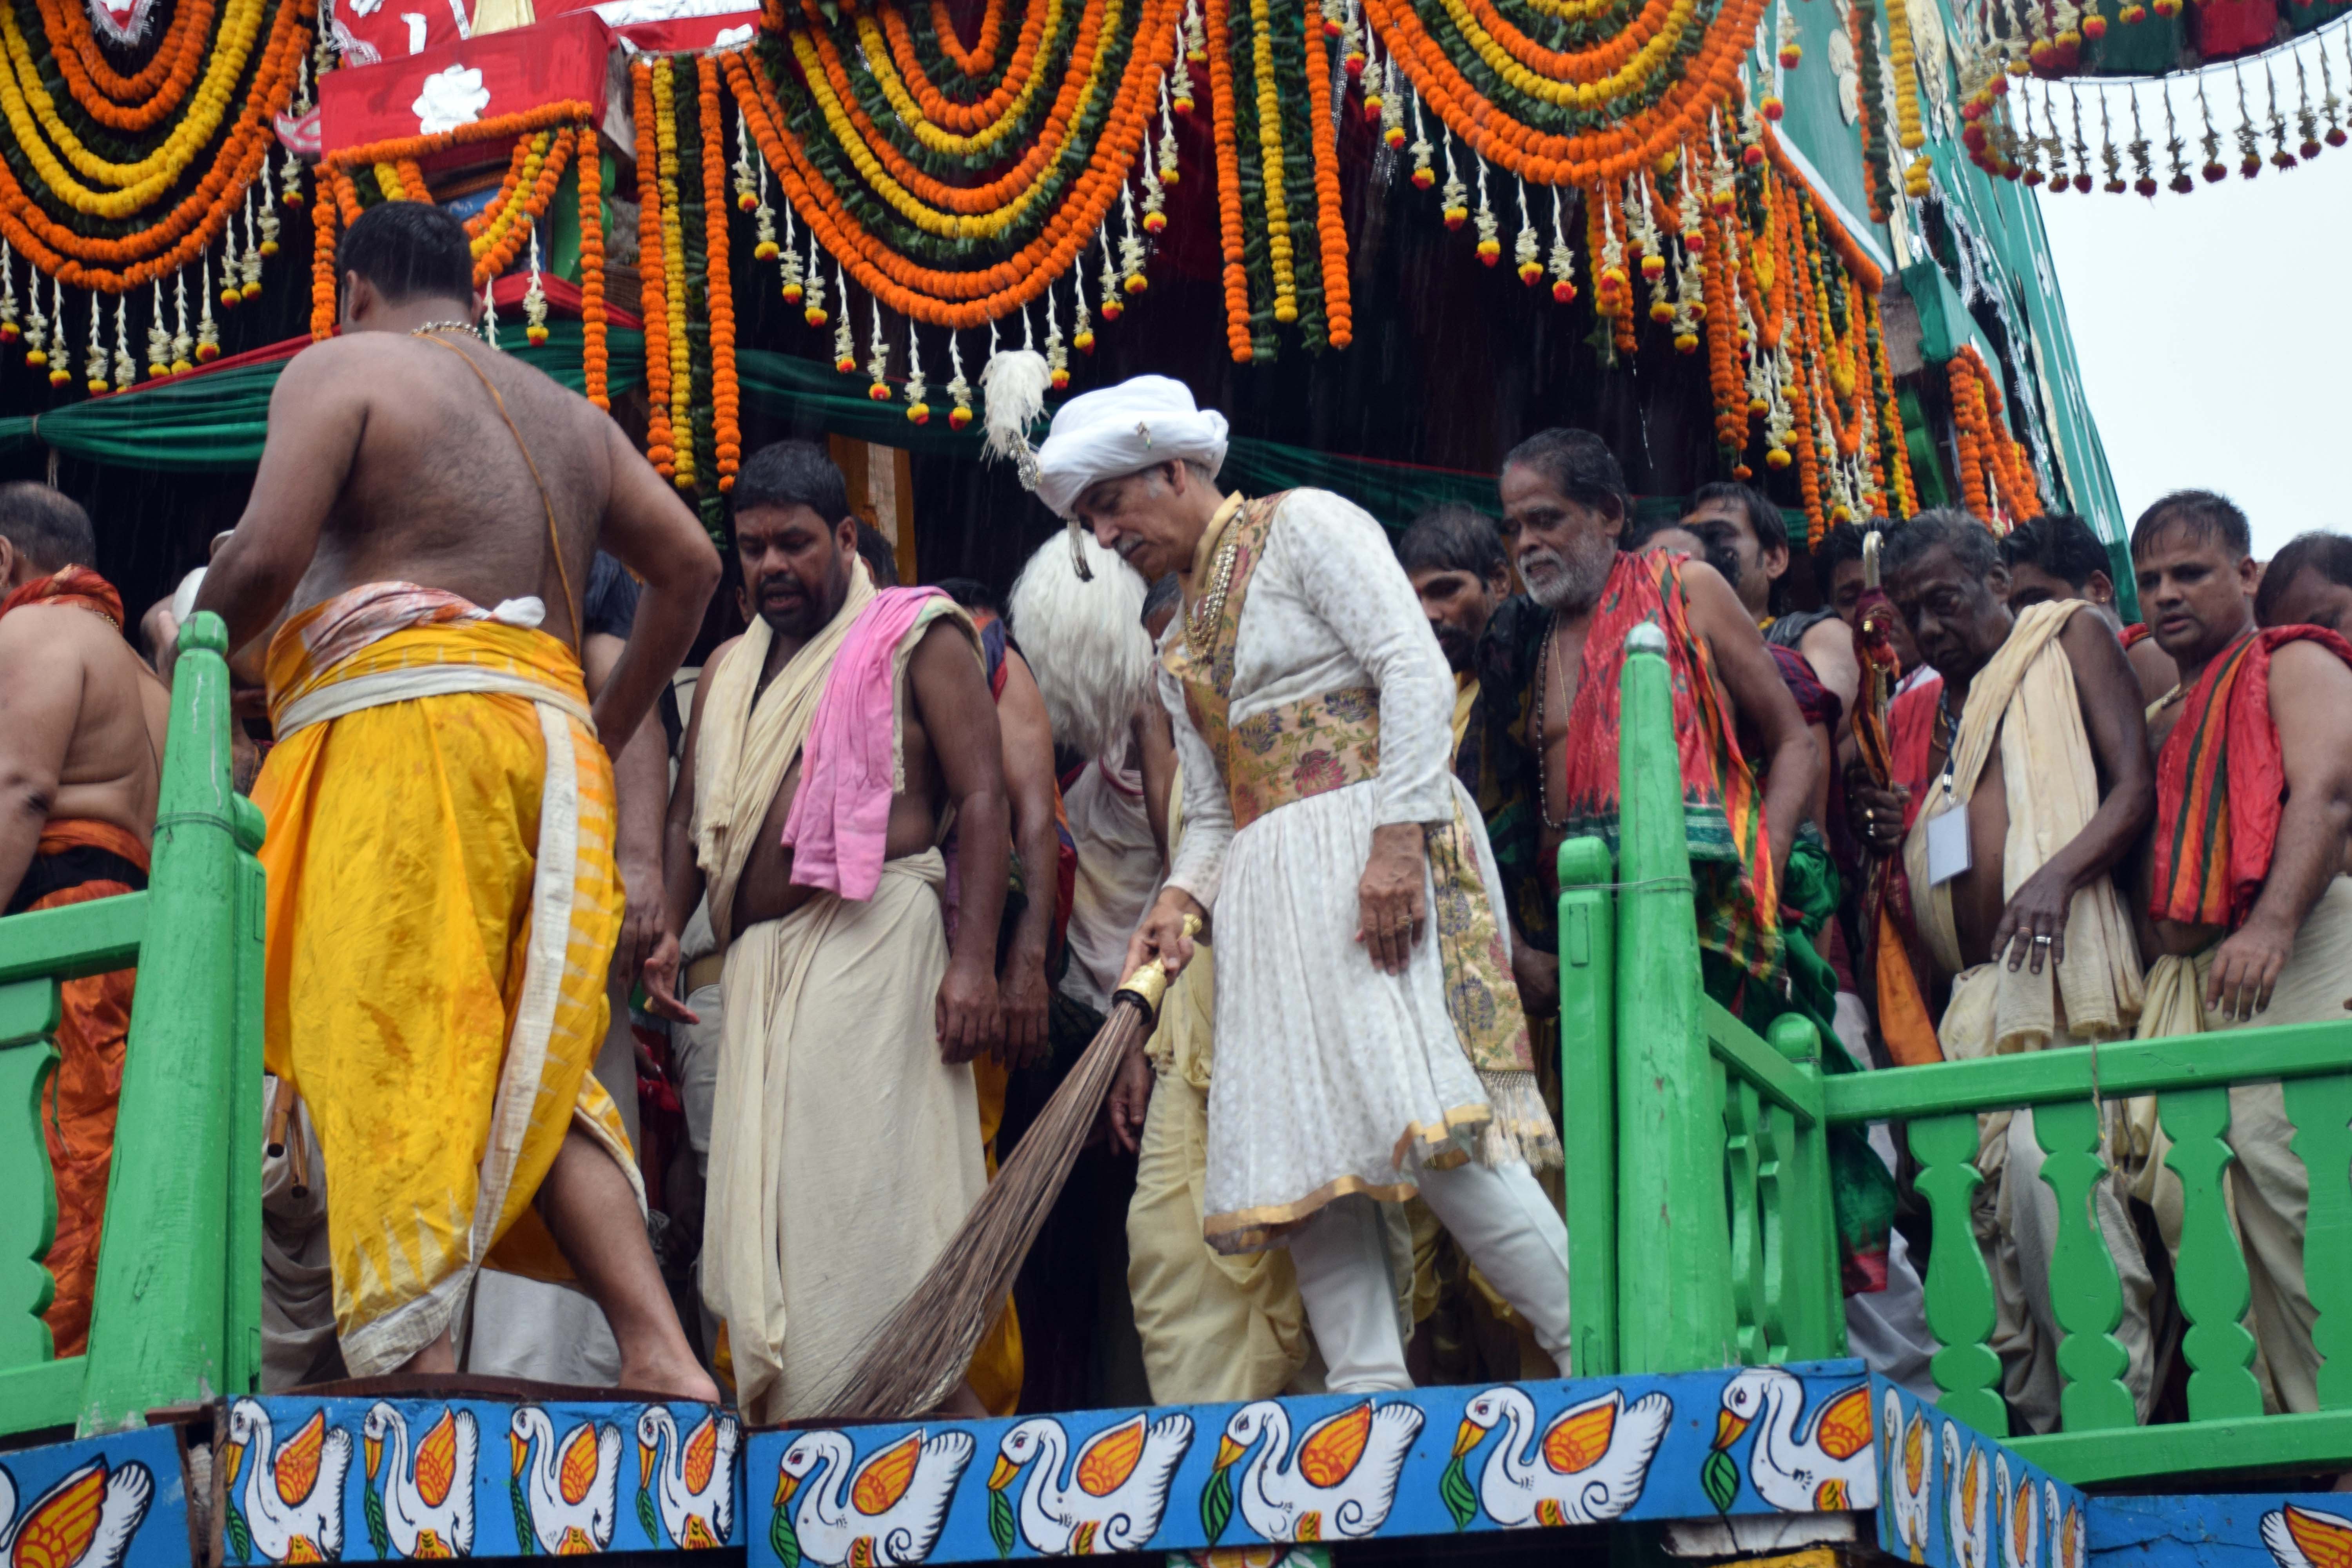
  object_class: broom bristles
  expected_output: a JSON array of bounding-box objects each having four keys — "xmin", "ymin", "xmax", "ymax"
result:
[{"xmin": 818, "ymin": 999, "xmax": 1150, "ymax": 1420}]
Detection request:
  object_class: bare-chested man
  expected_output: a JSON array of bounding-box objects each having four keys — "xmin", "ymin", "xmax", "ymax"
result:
[
  {"xmin": 194, "ymin": 200, "xmax": 720, "ymax": 1396},
  {"xmin": 2132, "ymin": 492, "xmax": 2352, "ymax": 1416},
  {"xmin": 1479, "ymin": 430, "xmax": 1817, "ymax": 1018},
  {"xmin": 0, "ymin": 484, "xmax": 169, "ymax": 1356},
  {"xmin": 648, "ymin": 439, "xmax": 1009, "ymax": 1423},
  {"xmin": 1847, "ymin": 508, "xmax": 2154, "ymax": 1434}
]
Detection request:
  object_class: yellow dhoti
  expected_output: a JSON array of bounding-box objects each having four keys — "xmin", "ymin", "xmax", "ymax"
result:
[{"xmin": 255, "ymin": 588, "xmax": 636, "ymax": 1377}]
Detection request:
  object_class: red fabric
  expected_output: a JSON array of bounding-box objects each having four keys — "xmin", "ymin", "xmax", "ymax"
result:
[
  {"xmin": 319, "ymin": 12, "xmax": 610, "ymax": 154},
  {"xmin": 2151, "ymin": 626, "xmax": 2352, "ymax": 929},
  {"xmin": 1887, "ymin": 675, "xmax": 1944, "ymax": 831},
  {"xmin": 1, "ymin": 566, "xmax": 124, "ymax": 627},
  {"xmin": 20, "ymin": 821, "xmax": 148, "ymax": 1357},
  {"xmin": 2192, "ymin": 0, "xmax": 2277, "ymax": 60},
  {"xmin": 2121, "ymin": 622, "xmax": 2152, "ymax": 650}
]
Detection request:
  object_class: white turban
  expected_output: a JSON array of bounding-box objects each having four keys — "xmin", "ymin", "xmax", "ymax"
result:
[{"xmin": 1033, "ymin": 375, "xmax": 1230, "ymax": 519}]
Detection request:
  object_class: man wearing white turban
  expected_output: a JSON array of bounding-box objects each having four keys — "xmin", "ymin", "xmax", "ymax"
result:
[{"xmin": 1044, "ymin": 376, "xmax": 1573, "ymax": 1392}]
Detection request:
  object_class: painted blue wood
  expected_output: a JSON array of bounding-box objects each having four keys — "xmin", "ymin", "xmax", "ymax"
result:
[
  {"xmin": 1875, "ymin": 1379, "xmax": 2088, "ymax": 1568},
  {"xmin": 2089, "ymin": 1494, "xmax": 2352, "ymax": 1568},
  {"xmin": 742, "ymin": 1362, "xmax": 1878, "ymax": 1568},
  {"xmin": 217, "ymin": 1396, "xmax": 742, "ymax": 1562},
  {"xmin": 0, "ymin": 1422, "xmax": 185, "ymax": 1568}
]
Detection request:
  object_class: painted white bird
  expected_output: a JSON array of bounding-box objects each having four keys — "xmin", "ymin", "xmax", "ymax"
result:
[
  {"xmin": 2051, "ymin": 1481, "xmax": 2086, "ymax": 1568},
  {"xmin": 773, "ymin": 1429, "xmax": 975, "ymax": 1568},
  {"xmin": 510, "ymin": 1407, "xmax": 622, "ymax": 1555},
  {"xmin": 1994, "ymin": 1454, "xmax": 2038, "ymax": 1568},
  {"xmin": 1210, "ymin": 1401, "xmax": 1425, "ymax": 1543},
  {"xmin": 1452, "ymin": 1387, "xmax": 1671, "ymax": 1528},
  {"xmin": 2264, "ymin": 1503, "xmax": 2352, "ymax": 1568},
  {"xmin": 1942, "ymin": 1421, "xmax": 1991, "ymax": 1568},
  {"xmin": 1712, "ymin": 1368, "xmax": 1877, "ymax": 1512},
  {"xmin": 223, "ymin": 1400, "xmax": 352, "ymax": 1564},
  {"xmin": 362, "ymin": 1403, "xmax": 478, "ymax": 1559},
  {"xmin": 636, "ymin": 1407, "xmax": 737, "ymax": 1550},
  {"xmin": 1881, "ymin": 1389, "xmax": 1934, "ymax": 1564},
  {"xmin": 0, "ymin": 1455, "xmax": 155, "ymax": 1568},
  {"xmin": 987, "ymin": 1413, "xmax": 1194, "ymax": 1554}
]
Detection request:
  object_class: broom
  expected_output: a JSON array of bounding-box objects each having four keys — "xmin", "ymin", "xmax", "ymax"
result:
[{"xmin": 818, "ymin": 915, "xmax": 1201, "ymax": 1419}]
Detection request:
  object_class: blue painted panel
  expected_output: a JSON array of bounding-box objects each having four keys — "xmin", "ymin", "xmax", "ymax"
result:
[
  {"xmin": 221, "ymin": 1395, "xmax": 741, "ymax": 1561},
  {"xmin": 1874, "ymin": 1381, "xmax": 2088, "ymax": 1568},
  {"xmin": 744, "ymin": 1362, "xmax": 1880, "ymax": 1568},
  {"xmin": 2091, "ymin": 1494, "xmax": 2352, "ymax": 1568},
  {"xmin": 0, "ymin": 1423, "xmax": 187, "ymax": 1568}
]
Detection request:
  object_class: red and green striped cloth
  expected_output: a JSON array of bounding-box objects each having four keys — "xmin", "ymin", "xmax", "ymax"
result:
[{"xmin": 2152, "ymin": 625, "xmax": 2352, "ymax": 929}]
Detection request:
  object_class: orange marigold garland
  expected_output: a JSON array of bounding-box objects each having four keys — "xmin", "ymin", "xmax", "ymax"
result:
[
  {"xmin": 1205, "ymin": 0, "xmax": 1252, "ymax": 358},
  {"xmin": 634, "ymin": 60, "xmax": 676, "ymax": 477},
  {"xmin": 1946, "ymin": 345, "xmax": 2043, "ymax": 528},
  {"xmin": 699, "ymin": 56, "xmax": 741, "ymax": 492},
  {"xmin": 577, "ymin": 127, "xmax": 608, "ymax": 410}
]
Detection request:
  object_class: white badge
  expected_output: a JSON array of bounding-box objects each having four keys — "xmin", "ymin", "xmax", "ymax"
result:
[{"xmin": 1926, "ymin": 808, "xmax": 1972, "ymax": 887}]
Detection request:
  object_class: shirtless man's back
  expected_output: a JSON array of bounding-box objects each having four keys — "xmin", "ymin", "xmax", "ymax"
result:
[{"xmin": 194, "ymin": 199, "xmax": 719, "ymax": 1398}]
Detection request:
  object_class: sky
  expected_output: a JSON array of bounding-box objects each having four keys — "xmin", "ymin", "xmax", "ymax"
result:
[{"xmin": 2034, "ymin": 101, "xmax": 2352, "ymax": 561}]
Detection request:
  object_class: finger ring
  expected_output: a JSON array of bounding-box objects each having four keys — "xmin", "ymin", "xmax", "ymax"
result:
[{"xmin": 2034, "ymin": 935, "xmax": 2053, "ymax": 946}]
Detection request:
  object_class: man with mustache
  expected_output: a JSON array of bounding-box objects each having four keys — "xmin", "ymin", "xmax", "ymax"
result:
[
  {"xmin": 2132, "ymin": 494, "xmax": 2352, "ymax": 1416},
  {"xmin": 1477, "ymin": 429, "xmax": 1817, "ymax": 1022},
  {"xmin": 649, "ymin": 439, "xmax": 1011, "ymax": 1421},
  {"xmin": 1397, "ymin": 503, "xmax": 1514, "ymax": 758},
  {"xmin": 1847, "ymin": 508, "xmax": 2156, "ymax": 1434},
  {"xmin": 1049, "ymin": 376, "xmax": 1570, "ymax": 1393}
]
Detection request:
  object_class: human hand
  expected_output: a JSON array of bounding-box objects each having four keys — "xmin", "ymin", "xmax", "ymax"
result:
[
  {"xmin": 1356, "ymin": 823, "xmax": 1428, "ymax": 975},
  {"xmin": 1123, "ymin": 889, "xmax": 1207, "ymax": 983},
  {"xmin": 1103, "ymin": 1046, "xmax": 1154, "ymax": 1154},
  {"xmin": 995, "ymin": 945, "xmax": 1052, "ymax": 1069},
  {"xmin": 615, "ymin": 858, "xmax": 667, "ymax": 995},
  {"xmin": 937, "ymin": 958, "xmax": 1002, "ymax": 1063},
  {"xmin": 1511, "ymin": 936, "xmax": 1560, "ymax": 1012},
  {"xmin": 2207, "ymin": 919, "xmax": 2294, "ymax": 1022},
  {"xmin": 1993, "ymin": 863, "xmax": 2074, "ymax": 974},
  {"xmin": 641, "ymin": 929, "xmax": 701, "ymax": 1024},
  {"xmin": 1848, "ymin": 777, "xmax": 1909, "ymax": 858}
]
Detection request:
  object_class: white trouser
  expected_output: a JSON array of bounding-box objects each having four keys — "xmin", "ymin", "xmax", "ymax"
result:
[{"xmin": 1288, "ymin": 1161, "xmax": 1571, "ymax": 1392}]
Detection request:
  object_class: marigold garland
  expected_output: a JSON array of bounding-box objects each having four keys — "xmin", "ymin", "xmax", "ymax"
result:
[
  {"xmin": 1205, "ymin": 0, "xmax": 1252, "ymax": 357},
  {"xmin": 655, "ymin": 57, "xmax": 697, "ymax": 490},
  {"xmin": 699, "ymin": 56, "xmax": 741, "ymax": 491},
  {"xmin": 1947, "ymin": 345, "xmax": 2043, "ymax": 528},
  {"xmin": 634, "ymin": 60, "xmax": 675, "ymax": 474},
  {"xmin": 577, "ymin": 129, "xmax": 609, "ymax": 409}
]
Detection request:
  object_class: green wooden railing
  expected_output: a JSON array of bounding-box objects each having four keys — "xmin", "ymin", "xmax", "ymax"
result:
[
  {"xmin": 0, "ymin": 612, "xmax": 266, "ymax": 1439},
  {"xmin": 1561, "ymin": 622, "xmax": 2352, "ymax": 1487}
]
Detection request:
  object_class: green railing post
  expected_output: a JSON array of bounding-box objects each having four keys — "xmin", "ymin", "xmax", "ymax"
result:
[
  {"xmin": 1613, "ymin": 622, "xmax": 1736, "ymax": 1373},
  {"xmin": 0, "ymin": 978, "xmax": 63, "ymax": 1367},
  {"xmin": 1558, "ymin": 835, "xmax": 1616, "ymax": 1375},
  {"xmin": 78, "ymin": 612, "xmax": 253, "ymax": 1432},
  {"xmin": 1766, "ymin": 1013, "xmax": 1843, "ymax": 1360}
]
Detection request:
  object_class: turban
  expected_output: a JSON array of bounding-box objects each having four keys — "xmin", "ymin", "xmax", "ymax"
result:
[{"xmin": 1033, "ymin": 376, "xmax": 1230, "ymax": 519}]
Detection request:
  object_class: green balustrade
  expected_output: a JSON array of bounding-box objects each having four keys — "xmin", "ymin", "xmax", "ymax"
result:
[
  {"xmin": 0, "ymin": 612, "xmax": 265, "ymax": 1438},
  {"xmin": 1568, "ymin": 619, "xmax": 2352, "ymax": 1486}
]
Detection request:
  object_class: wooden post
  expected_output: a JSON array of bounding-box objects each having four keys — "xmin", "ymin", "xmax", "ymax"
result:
[
  {"xmin": 78, "ymin": 613, "xmax": 246, "ymax": 1433},
  {"xmin": 1612, "ymin": 623, "xmax": 1736, "ymax": 1373},
  {"xmin": 1558, "ymin": 834, "xmax": 1616, "ymax": 1376}
]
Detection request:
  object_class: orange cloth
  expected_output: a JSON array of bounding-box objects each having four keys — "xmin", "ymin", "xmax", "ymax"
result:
[{"xmin": 18, "ymin": 820, "xmax": 148, "ymax": 1357}]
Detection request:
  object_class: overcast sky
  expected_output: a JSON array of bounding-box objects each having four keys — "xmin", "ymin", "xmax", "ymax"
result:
[{"xmin": 2035, "ymin": 100, "xmax": 2351, "ymax": 561}]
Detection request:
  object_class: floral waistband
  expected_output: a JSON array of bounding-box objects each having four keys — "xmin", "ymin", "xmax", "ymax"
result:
[{"xmin": 1224, "ymin": 685, "xmax": 1381, "ymax": 831}]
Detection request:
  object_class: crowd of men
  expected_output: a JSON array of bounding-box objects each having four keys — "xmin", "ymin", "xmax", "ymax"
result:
[{"xmin": 4, "ymin": 196, "xmax": 2352, "ymax": 1431}]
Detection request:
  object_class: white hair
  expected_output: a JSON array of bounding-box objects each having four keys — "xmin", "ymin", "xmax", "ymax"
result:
[{"xmin": 1007, "ymin": 527, "xmax": 1155, "ymax": 762}]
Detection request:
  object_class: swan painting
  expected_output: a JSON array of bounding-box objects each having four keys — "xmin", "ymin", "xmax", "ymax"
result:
[
  {"xmin": 223, "ymin": 1401, "xmax": 352, "ymax": 1564},
  {"xmin": 770, "ymin": 1429, "xmax": 974, "ymax": 1568},
  {"xmin": 1882, "ymin": 1390, "xmax": 1933, "ymax": 1564},
  {"xmin": 1448, "ymin": 1387, "xmax": 1671, "ymax": 1528},
  {"xmin": 361, "ymin": 1403, "xmax": 478, "ymax": 1559},
  {"xmin": 1993, "ymin": 1454, "xmax": 2038, "ymax": 1568},
  {"xmin": 2051, "ymin": 1482, "xmax": 2085, "ymax": 1568},
  {"xmin": 2264, "ymin": 1503, "xmax": 2352, "ymax": 1568},
  {"xmin": 509, "ymin": 1407, "xmax": 623, "ymax": 1555},
  {"xmin": 1712, "ymin": 1369, "xmax": 1877, "ymax": 1512},
  {"xmin": 1207, "ymin": 1401, "xmax": 1425, "ymax": 1544},
  {"xmin": 636, "ymin": 1408, "xmax": 737, "ymax": 1549},
  {"xmin": 985, "ymin": 1413, "xmax": 1193, "ymax": 1554},
  {"xmin": 1943, "ymin": 1423, "xmax": 1990, "ymax": 1568},
  {"xmin": 0, "ymin": 1456, "xmax": 154, "ymax": 1568}
]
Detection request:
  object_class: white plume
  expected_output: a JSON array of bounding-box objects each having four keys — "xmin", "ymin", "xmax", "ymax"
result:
[
  {"xmin": 1007, "ymin": 527, "xmax": 1154, "ymax": 761},
  {"xmin": 979, "ymin": 348, "xmax": 1051, "ymax": 490}
]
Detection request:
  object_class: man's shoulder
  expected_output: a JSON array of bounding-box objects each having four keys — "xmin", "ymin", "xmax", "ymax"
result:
[{"xmin": 2267, "ymin": 634, "xmax": 2352, "ymax": 712}]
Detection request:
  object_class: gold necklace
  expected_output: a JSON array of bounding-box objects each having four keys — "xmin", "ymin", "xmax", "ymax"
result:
[
  {"xmin": 1183, "ymin": 503, "xmax": 1247, "ymax": 662},
  {"xmin": 410, "ymin": 321, "xmax": 483, "ymax": 341}
]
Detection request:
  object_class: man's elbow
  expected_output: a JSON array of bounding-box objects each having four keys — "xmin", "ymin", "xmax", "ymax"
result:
[{"xmin": 0, "ymin": 773, "xmax": 56, "ymax": 827}]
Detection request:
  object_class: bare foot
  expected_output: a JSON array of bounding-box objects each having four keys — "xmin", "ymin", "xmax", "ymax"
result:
[{"xmin": 622, "ymin": 1350, "xmax": 721, "ymax": 1406}]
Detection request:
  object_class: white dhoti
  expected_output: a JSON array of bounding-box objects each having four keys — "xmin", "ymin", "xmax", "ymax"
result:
[{"xmin": 700, "ymin": 852, "xmax": 985, "ymax": 1423}]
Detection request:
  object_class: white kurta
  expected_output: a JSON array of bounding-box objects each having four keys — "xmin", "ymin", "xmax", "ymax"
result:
[{"xmin": 1158, "ymin": 489, "xmax": 1513, "ymax": 1250}]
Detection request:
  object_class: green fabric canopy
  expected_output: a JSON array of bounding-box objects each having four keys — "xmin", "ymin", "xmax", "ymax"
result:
[{"xmin": 0, "ymin": 327, "xmax": 1785, "ymax": 539}]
